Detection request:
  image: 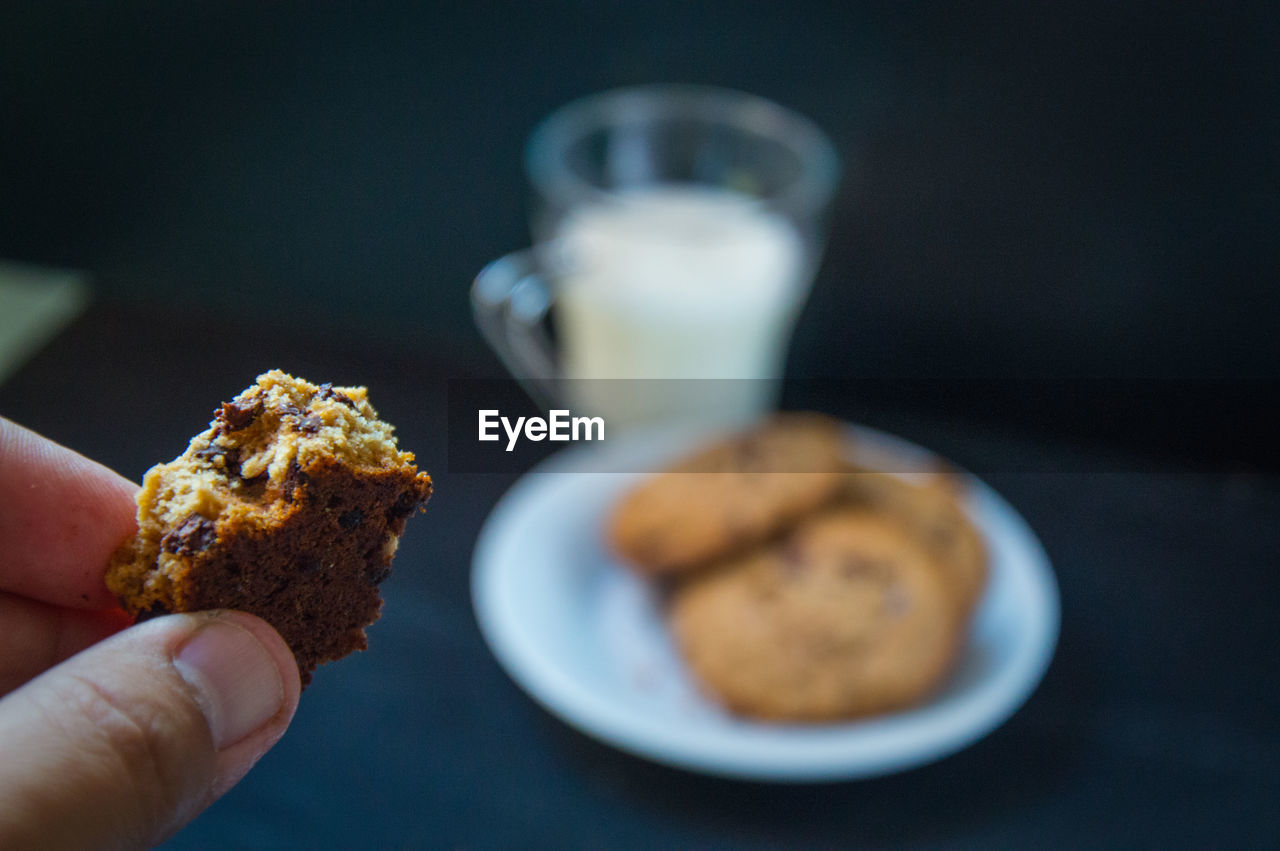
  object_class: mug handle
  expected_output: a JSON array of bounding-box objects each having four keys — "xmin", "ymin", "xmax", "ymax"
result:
[{"xmin": 471, "ymin": 249, "xmax": 560, "ymax": 409}]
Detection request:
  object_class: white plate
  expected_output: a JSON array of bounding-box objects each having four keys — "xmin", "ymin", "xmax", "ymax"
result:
[{"xmin": 471, "ymin": 424, "xmax": 1059, "ymax": 782}]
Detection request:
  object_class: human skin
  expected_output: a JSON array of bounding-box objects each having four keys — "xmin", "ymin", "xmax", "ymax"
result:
[{"xmin": 0, "ymin": 417, "xmax": 301, "ymax": 849}]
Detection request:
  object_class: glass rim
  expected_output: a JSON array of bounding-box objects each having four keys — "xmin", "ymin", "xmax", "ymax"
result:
[{"xmin": 525, "ymin": 84, "xmax": 841, "ymax": 214}]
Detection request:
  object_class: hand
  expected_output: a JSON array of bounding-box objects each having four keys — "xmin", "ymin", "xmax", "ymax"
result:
[{"xmin": 0, "ymin": 418, "xmax": 301, "ymax": 848}]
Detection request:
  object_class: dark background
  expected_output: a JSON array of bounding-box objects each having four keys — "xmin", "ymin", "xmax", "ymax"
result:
[
  {"xmin": 2, "ymin": 2, "xmax": 1279, "ymax": 848},
  {"xmin": 3, "ymin": 2, "xmax": 1276, "ymax": 382}
]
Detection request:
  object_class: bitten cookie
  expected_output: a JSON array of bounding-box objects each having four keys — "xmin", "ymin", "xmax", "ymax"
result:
[
  {"xmin": 608, "ymin": 414, "xmax": 848, "ymax": 576},
  {"xmin": 670, "ymin": 508, "xmax": 961, "ymax": 721},
  {"xmin": 107, "ymin": 370, "xmax": 433, "ymax": 685},
  {"xmin": 843, "ymin": 467, "xmax": 987, "ymax": 615}
]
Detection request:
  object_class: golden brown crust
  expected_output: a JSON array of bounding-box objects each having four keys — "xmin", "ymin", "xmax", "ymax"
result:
[
  {"xmin": 608, "ymin": 414, "xmax": 848, "ymax": 576},
  {"xmin": 106, "ymin": 371, "xmax": 432, "ymax": 685},
  {"xmin": 669, "ymin": 508, "xmax": 962, "ymax": 721},
  {"xmin": 842, "ymin": 467, "xmax": 987, "ymax": 615}
]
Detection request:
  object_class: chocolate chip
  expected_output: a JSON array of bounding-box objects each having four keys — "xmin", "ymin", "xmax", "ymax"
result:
[
  {"xmin": 160, "ymin": 514, "xmax": 218, "ymax": 555},
  {"xmin": 299, "ymin": 558, "xmax": 322, "ymax": 576},
  {"xmin": 315, "ymin": 383, "xmax": 357, "ymax": 409},
  {"xmin": 222, "ymin": 447, "xmax": 244, "ymax": 477},
  {"xmin": 338, "ymin": 509, "xmax": 364, "ymax": 530},
  {"xmin": 367, "ymin": 563, "xmax": 392, "ymax": 585},
  {"xmin": 387, "ymin": 491, "xmax": 420, "ymax": 519},
  {"xmin": 213, "ymin": 398, "xmax": 263, "ymax": 433},
  {"xmin": 297, "ymin": 413, "xmax": 325, "ymax": 435},
  {"xmin": 202, "ymin": 444, "xmax": 258, "ymax": 484},
  {"xmin": 282, "ymin": 460, "xmax": 309, "ymax": 501},
  {"xmin": 237, "ymin": 474, "xmax": 268, "ymax": 500}
]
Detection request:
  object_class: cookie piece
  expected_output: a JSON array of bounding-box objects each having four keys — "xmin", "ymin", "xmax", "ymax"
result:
[
  {"xmin": 670, "ymin": 508, "xmax": 961, "ymax": 721},
  {"xmin": 608, "ymin": 414, "xmax": 848, "ymax": 576},
  {"xmin": 107, "ymin": 370, "xmax": 433, "ymax": 685},
  {"xmin": 843, "ymin": 468, "xmax": 987, "ymax": 614}
]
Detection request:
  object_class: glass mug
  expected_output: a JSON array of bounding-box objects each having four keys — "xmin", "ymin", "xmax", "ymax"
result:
[{"xmin": 472, "ymin": 85, "xmax": 839, "ymax": 431}]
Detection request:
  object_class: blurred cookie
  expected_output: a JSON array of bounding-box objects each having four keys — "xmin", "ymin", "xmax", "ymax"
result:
[
  {"xmin": 107, "ymin": 370, "xmax": 433, "ymax": 685},
  {"xmin": 843, "ymin": 467, "xmax": 987, "ymax": 614},
  {"xmin": 670, "ymin": 508, "xmax": 962, "ymax": 721},
  {"xmin": 608, "ymin": 414, "xmax": 847, "ymax": 576}
]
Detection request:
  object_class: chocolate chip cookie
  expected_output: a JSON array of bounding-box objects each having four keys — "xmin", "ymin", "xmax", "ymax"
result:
[
  {"xmin": 843, "ymin": 467, "xmax": 987, "ymax": 614},
  {"xmin": 608, "ymin": 413, "xmax": 848, "ymax": 576},
  {"xmin": 106, "ymin": 370, "xmax": 433, "ymax": 685},
  {"xmin": 669, "ymin": 508, "xmax": 962, "ymax": 721}
]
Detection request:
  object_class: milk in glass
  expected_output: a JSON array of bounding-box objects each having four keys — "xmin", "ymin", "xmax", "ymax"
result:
[{"xmin": 554, "ymin": 186, "xmax": 808, "ymax": 428}]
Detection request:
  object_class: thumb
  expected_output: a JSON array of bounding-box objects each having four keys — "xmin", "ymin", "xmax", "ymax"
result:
[{"xmin": 0, "ymin": 611, "xmax": 301, "ymax": 849}]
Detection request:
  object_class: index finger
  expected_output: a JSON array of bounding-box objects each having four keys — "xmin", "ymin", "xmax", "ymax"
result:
[{"xmin": 0, "ymin": 418, "xmax": 138, "ymax": 609}]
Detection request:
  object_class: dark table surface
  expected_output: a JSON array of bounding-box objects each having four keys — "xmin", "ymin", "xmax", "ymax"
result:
[{"xmin": 2, "ymin": 301, "xmax": 1277, "ymax": 849}]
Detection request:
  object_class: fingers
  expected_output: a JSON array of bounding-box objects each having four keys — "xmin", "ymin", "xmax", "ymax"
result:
[
  {"xmin": 0, "ymin": 611, "xmax": 301, "ymax": 849},
  {"xmin": 0, "ymin": 592, "xmax": 132, "ymax": 696},
  {"xmin": 0, "ymin": 417, "xmax": 139, "ymax": 609}
]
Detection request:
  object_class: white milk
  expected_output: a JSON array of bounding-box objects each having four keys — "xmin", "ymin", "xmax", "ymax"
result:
[{"xmin": 553, "ymin": 186, "xmax": 809, "ymax": 427}]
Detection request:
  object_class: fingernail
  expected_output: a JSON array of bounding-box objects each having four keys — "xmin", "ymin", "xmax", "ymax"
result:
[{"xmin": 174, "ymin": 619, "xmax": 285, "ymax": 750}]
